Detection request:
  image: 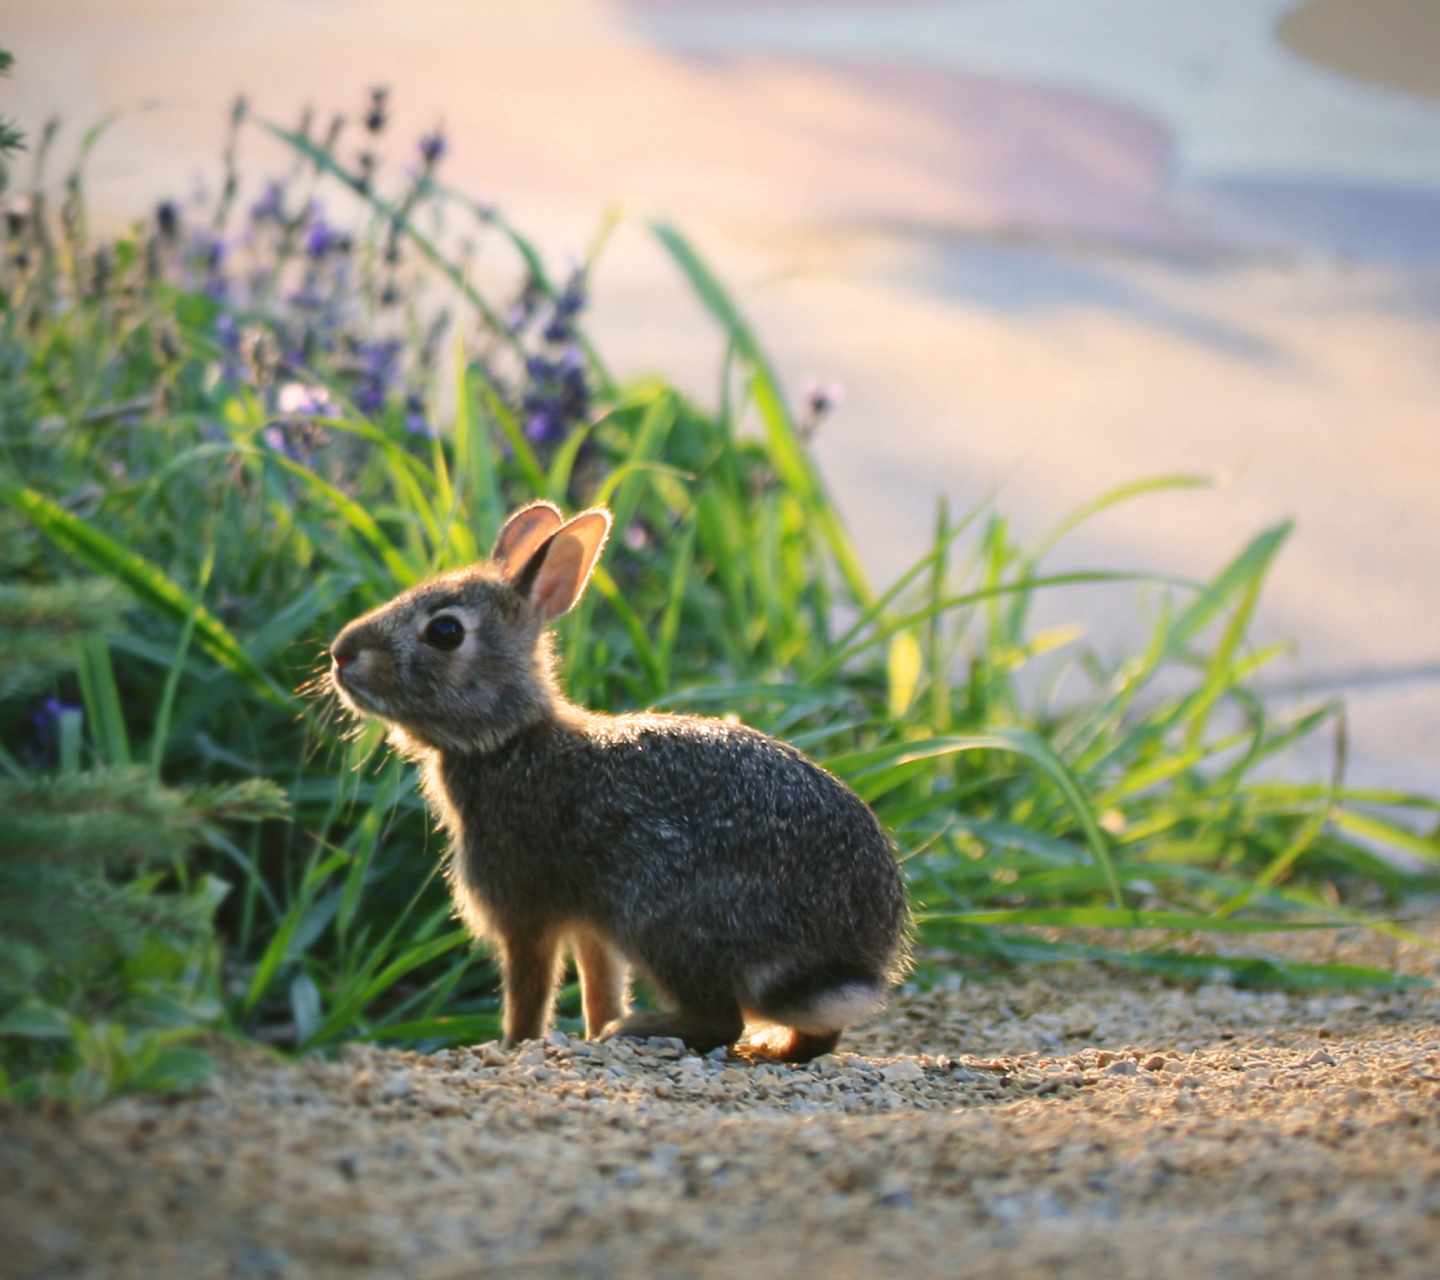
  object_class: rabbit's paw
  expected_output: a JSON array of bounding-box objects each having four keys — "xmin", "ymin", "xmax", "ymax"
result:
[
  {"xmin": 600, "ymin": 1010, "xmax": 741, "ymax": 1054},
  {"xmin": 744, "ymin": 1025, "xmax": 842, "ymax": 1064}
]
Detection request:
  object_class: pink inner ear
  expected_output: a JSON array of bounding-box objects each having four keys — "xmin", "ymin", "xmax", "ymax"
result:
[
  {"xmin": 494, "ymin": 503, "xmax": 563, "ymax": 572},
  {"xmin": 532, "ymin": 534, "xmax": 587, "ymax": 621}
]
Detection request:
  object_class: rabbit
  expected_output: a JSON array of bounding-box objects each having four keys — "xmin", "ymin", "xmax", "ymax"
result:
[{"xmin": 328, "ymin": 500, "xmax": 909, "ymax": 1061}]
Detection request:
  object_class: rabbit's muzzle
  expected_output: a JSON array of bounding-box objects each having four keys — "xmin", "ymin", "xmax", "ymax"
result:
[{"xmin": 330, "ymin": 628, "xmax": 394, "ymax": 717}]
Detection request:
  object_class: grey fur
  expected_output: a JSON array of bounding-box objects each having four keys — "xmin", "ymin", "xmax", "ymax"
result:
[{"xmin": 328, "ymin": 502, "xmax": 910, "ymax": 1061}]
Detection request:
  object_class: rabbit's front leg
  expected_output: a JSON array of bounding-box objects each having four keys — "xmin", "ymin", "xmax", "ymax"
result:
[
  {"xmin": 571, "ymin": 926, "xmax": 628, "ymax": 1038},
  {"xmin": 498, "ymin": 924, "xmax": 563, "ymax": 1046}
]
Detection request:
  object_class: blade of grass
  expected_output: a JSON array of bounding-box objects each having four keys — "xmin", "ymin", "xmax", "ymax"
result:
[
  {"xmin": 150, "ymin": 543, "xmax": 214, "ymax": 775},
  {"xmin": 75, "ymin": 631, "xmax": 131, "ymax": 767},
  {"xmin": 3, "ymin": 482, "xmax": 292, "ymax": 707},
  {"xmin": 650, "ymin": 220, "xmax": 873, "ymax": 608}
]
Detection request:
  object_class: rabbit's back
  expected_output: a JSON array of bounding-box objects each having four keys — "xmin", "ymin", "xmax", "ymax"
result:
[{"xmin": 434, "ymin": 710, "xmax": 907, "ymax": 984}]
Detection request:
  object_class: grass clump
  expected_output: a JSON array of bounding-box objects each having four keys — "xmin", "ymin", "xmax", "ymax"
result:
[{"xmin": 1, "ymin": 78, "xmax": 1437, "ymax": 1096}]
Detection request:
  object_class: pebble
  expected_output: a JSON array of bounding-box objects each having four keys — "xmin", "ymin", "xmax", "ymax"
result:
[{"xmin": 381, "ymin": 1073, "xmax": 414, "ymax": 1100}]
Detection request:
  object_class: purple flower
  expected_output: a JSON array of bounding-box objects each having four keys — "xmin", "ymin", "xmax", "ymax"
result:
[
  {"xmin": 351, "ymin": 337, "xmax": 401, "ymax": 416},
  {"xmin": 304, "ymin": 217, "xmax": 349, "ymax": 259},
  {"xmin": 31, "ymin": 696, "xmax": 79, "ymax": 737},
  {"xmin": 521, "ymin": 344, "xmax": 589, "ymax": 446},
  {"xmin": 353, "ymin": 151, "xmax": 376, "ymax": 195},
  {"xmin": 506, "ymin": 277, "xmax": 542, "ymax": 335},
  {"xmin": 263, "ymin": 424, "xmax": 294, "ymax": 458},
  {"xmin": 250, "ymin": 181, "xmax": 286, "ymax": 224},
  {"xmin": 276, "ymin": 382, "xmax": 335, "ymax": 418},
  {"xmin": 798, "ymin": 374, "xmax": 845, "ymax": 438},
  {"xmin": 155, "ymin": 200, "xmax": 180, "ymax": 241},
  {"xmin": 418, "ymin": 129, "xmax": 447, "ymax": 170},
  {"xmin": 800, "ymin": 374, "xmax": 845, "ymax": 419},
  {"xmin": 28, "ymin": 696, "xmax": 81, "ymax": 769},
  {"xmin": 364, "ymin": 87, "xmax": 389, "ymax": 135},
  {"xmin": 403, "ymin": 390, "xmax": 429, "ymax": 436},
  {"xmin": 542, "ymin": 269, "xmax": 587, "ymax": 344}
]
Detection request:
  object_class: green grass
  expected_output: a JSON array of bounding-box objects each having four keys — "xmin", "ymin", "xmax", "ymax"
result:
[{"xmin": 1, "ymin": 91, "xmax": 1437, "ymax": 1090}]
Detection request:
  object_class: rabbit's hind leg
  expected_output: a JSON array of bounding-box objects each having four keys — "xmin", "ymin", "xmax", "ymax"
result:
[
  {"xmin": 571, "ymin": 925, "xmax": 628, "ymax": 1039},
  {"xmin": 745, "ymin": 1025, "xmax": 842, "ymax": 1063},
  {"xmin": 498, "ymin": 924, "xmax": 565, "ymax": 1047},
  {"xmin": 601, "ymin": 1002, "xmax": 744, "ymax": 1055}
]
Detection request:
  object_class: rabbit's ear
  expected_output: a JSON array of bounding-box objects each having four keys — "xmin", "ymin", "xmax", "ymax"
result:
[
  {"xmin": 515, "ymin": 508, "xmax": 613, "ymax": 622},
  {"xmin": 492, "ymin": 501, "xmax": 564, "ymax": 574}
]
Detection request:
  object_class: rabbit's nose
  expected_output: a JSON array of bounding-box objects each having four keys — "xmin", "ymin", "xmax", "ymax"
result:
[{"xmin": 332, "ymin": 645, "xmax": 359, "ymax": 670}]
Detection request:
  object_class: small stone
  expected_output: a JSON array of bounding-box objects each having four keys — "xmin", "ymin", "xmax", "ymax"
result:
[
  {"xmin": 546, "ymin": 1031, "xmax": 570, "ymax": 1049},
  {"xmin": 1306, "ymin": 1049, "xmax": 1337, "ymax": 1067},
  {"xmin": 1095, "ymin": 1051, "xmax": 1117, "ymax": 1068},
  {"xmin": 381, "ymin": 1074, "xmax": 414, "ymax": 1100},
  {"xmin": 1161, "ymin": 1059, "xmax": 1187, "ymax": 1075},
  {"xmin": 875, "ymin": 1173, "xmax": 913, "ymax": 1206},
  {"xmin": 1105, "ymin": 1060, "xmax": 1138, "ymax": 1077},
  {"xmin": 479, "ymin": 1044, "xmax": 511, "ymax": 1067},
  {"xmin": 880, "ymin": 1059, "xmax": 925, "ymax": 1085},
  {"xmin": 1142, "ymin": 1055, "xmax": 1168, "ymax": 1072}
]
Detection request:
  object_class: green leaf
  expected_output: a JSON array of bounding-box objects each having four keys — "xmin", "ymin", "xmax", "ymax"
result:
[
  {"xmin": 2, "ymin": 483, "xmax": 292, "ymax": 707},
  {"xmin": 127, "ymin": 1045, "xmax": 214, "ymax": 1094},
  {"xmin": 0, "ymin": 1003, "xmax": 74, "ymax": 1040}
]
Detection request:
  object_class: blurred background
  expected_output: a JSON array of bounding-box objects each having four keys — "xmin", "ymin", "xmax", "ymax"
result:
[{"xmin": 6, "ymin": 0, "xmax": 1439, "ymax": 791}]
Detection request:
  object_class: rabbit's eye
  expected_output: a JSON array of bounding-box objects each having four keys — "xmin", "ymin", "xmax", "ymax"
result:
[{"xmin": 423, "ymin": 615, "xmax": 465, "ymax": 651}]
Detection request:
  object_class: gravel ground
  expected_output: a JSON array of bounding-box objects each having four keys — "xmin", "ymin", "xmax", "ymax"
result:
[{"xmin": 6, "ymin": 939, "xmax": 1440, "ymax": 1280}]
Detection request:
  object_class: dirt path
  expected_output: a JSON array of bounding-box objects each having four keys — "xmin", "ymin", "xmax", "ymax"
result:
[{"xmin": 5, "ymin": 954, "xmax": 1440, "ymax": 1280}]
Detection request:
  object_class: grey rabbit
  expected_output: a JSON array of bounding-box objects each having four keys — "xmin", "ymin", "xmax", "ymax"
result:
[{"xmin": 328, "ymin": 501, "xmax": 909, "ymax": 1061}]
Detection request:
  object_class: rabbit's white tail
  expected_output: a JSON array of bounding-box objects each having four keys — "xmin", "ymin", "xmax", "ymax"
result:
[
  {"xmin": 743, "ymin": 967, "xmax": 887, "ymax": 1034},
  {"xmin": 776, "ymin": 982, "xmax": 884, "ymax": 1034}
]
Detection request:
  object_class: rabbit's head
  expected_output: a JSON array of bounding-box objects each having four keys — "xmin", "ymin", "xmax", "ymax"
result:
[{"xmin": 328, "ymin": 502, "xmax": 612, "ymax": 754}]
